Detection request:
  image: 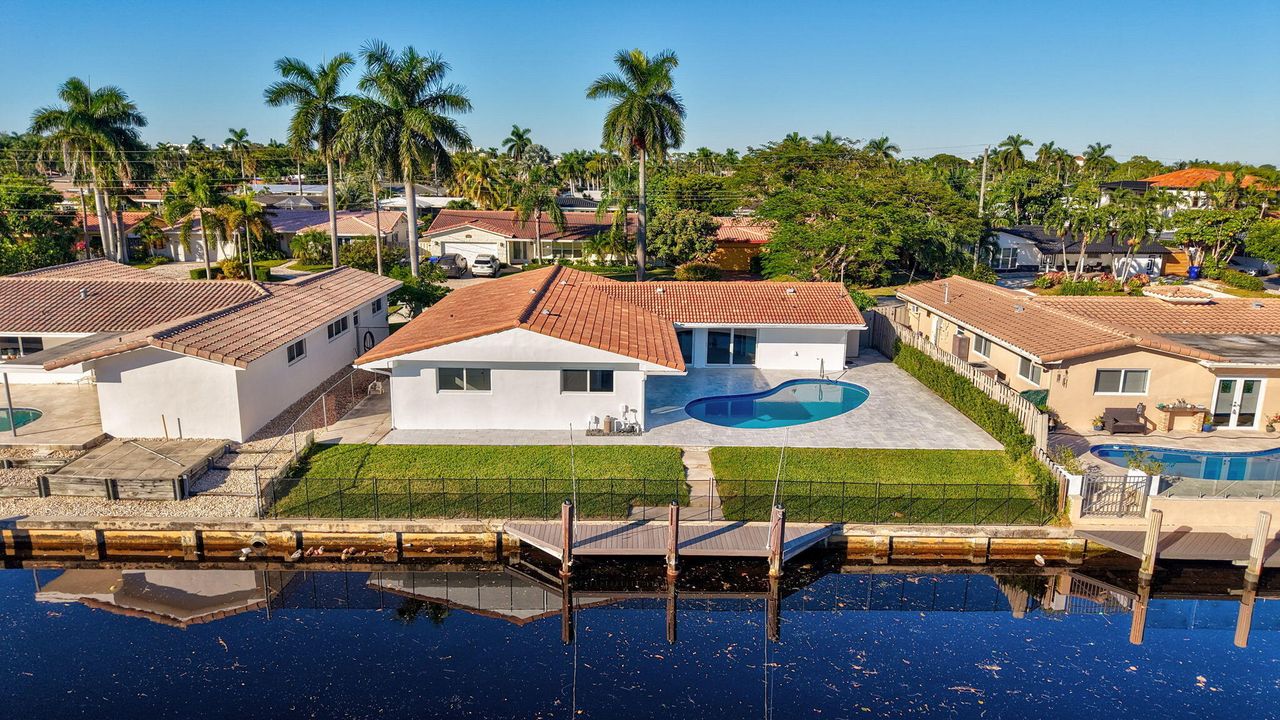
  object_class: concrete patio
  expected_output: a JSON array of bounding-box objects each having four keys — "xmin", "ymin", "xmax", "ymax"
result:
[
  {"xmin": 0, "ymin": 383, "xmax": 105, "ymax": 449},
  {"xmin": 376, "ymin": 352, "xmax": 1002, "ymax": 449}
]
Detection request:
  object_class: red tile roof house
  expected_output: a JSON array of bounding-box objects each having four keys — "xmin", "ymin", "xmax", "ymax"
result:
[
  {"xmin": 355, "ymin": 265, "xmax": 865, "ymax": 432},
  {"xmin": 159, "ymin": 209, "xmax": 408, "ymax": 263},
  {"xmin": 0, "ymin": 259, "xmax": 400, "ymax": 441},
  {"xmin": 422, "ymin": 209, "xmax": 638, "ymax": 266}
]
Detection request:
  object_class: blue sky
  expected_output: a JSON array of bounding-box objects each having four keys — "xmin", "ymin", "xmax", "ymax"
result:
[{"xmin": 3, "ymin": 0, "xmax": 1277, "ymax": 164}]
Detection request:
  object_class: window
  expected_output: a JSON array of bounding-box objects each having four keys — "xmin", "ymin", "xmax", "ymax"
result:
[
  {"xmin": 372, "ymin": 298, "xmax": 383, "ymax": 313},
  {"xmin": 972, "ymin": 334, "xmax": 992, "ymax": 358},
  {"xmin": 993, "ymin": 247, "xmax": 1018, "ymax": 270},
  {"xmin": 0, "ymin": 336, "xmax": 43, "ymax": 360},
  {"xmin": 706, "ymin": 330, "xmax": 732, "ymax": 365},
  {"xmin": 676, "ymin": 329, "xmax": 694, "ymax": 364},
  {"xmin": 352, "ymin": 311, "xmax": 360, "ymax": 326},
  {"xmin": 705, "ymin": 328, "xmax": 757, "ymax": 366},
  {"xmin": 561, "ymin": 369, "xmax": 614, "ymax": 393},
  {"xmin": 1018, "ymin": 357, "xmax": 1043, "ymax": 386},
  {"xmin": 327, "ymin": 316, "xmax": 349, "ymax": 340},
  {"xmin": 731, "ymin": 329, "xmax": 757, "ymax": 365},
  {"xmin": 286, "ymin": 339, "xmax": 306, "ymax": 364},
  {"xmin": 438, "ymin": 367, "xmax": 491, "ymax": 392},
  {"xmin": 1094, "ymin": 369, "xmax": 1149, "ymax": 395}
]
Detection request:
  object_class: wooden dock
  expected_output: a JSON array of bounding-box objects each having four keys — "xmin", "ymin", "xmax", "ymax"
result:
[
  {"xmin": 504, "ymin": 519, "xmax": 835, "ymax": 563},
  {"xmin": 1076, "ymin": 528, "xmax": 1280, "ymax": 567}
]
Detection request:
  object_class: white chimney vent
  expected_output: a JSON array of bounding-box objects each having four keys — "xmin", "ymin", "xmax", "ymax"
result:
[
  {"xmin": 79, "ymin": 288, "xmax": 88, "ymax": 300},
  {"xmin": 785, "ymin": 287, "xmax": 796, "ymax": 294}
]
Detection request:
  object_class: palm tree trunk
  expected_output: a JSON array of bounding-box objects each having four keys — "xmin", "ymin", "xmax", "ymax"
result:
[
  {"xmin": 114, "ymin": 199, "xmax": 129, "ymax": 263},
  {"xmin": 371, "ymin": 177, "xmax": 384, "ymax": 276},
  {"xmin": 198, "ymin": 208, "xmax": 213, "ymax": 279},
  {"xmin": 244, "ymin": 222, "xmax": 255, "ymax": 280},
  {"xmin": 636, "ymin": 148, "xmax": 647, "ymax": 281},
  {"xmin": 92, "ymin": 187, "xmax": 113, "ymax": 260},
  {"xmin": 405, "ymin": 166, "xmax": 420, "ymax": 276},
  {"xmin": 326, "ymin": 159, "xmax": 339, "ymax": 269},
  {"xmin": 535, "ymin": 211, "xmax": 542, "ymax": 262}
]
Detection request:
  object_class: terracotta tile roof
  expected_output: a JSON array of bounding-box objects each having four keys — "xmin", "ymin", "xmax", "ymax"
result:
[
  {"xmin": 288, "ymin": 210, "xmax": 406, "ymax": 236},
  {"xmin": 73, "ymin": 211, "xmax": 154, "ymax": 233},
  {"xmin": 1034, "ymin": 296, "xmax": 1280, "ymax": 336},
  {"xmin": 9, "ymin": 258, "xmax": 160, "ymax": 282},
  {"xmin": 45, "ymin": 267, "xmax": 401, "ymax": 370},
  {"xmin": 357, "ymin": 267, "xmax": 865, "ymax": 369},
  {"xmin": 426, "ymin": 209, "xmax": 638, "ymax": 241},
  {"xmin": 1142, "ymin": 168, "xmax": 1277, "ymax": 190},
  {"xmin": 714, "ymin": 217, "xmax": 773, "ymax": 244},
  {"xmin": 1141, "ymin": 285, "xmax": 1213, "ymax": 302},
  {"xmin": 596, "ymin": 281, "xmax": 864, "ymax": 326}
]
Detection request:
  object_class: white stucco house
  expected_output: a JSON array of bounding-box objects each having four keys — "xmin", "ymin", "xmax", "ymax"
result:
[
  {"xmin": 422, "ymin": 209, "xmax": 637, "ymax": 266},
  {"xmin": 0, "ymin": 259, "xmax": 400, "ymax": 441},
  {"xmin": 161, "ymin": 209, "xmax": 408, "ymax": 263},
  {"xmin": 990, "ymin": 224, "xmax": 1172, "ymax": 275},
  {"xmin": 355, "ymin": 265, "xmax": 866, "ymax": 431}
]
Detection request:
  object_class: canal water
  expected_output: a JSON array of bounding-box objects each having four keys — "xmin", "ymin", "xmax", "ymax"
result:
[{"xmin": 1, "ymin": 559, "xmax": 1276, "ymax": 718}]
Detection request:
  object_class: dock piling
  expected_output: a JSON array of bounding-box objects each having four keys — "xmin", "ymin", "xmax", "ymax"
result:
[
  {"xmin": 666, "ymin": 501, "xmax": 679, "ymax": 578},
  {"xmin": 1235, "ymin": 511, "xmax": 1271, "ymax": 648},
  {"xmin": 766, "ymin": 576, "xmax": 781, "ymax": 642},
  {"xmin": 1138, "ymin": 509, "xmax": 1162, "ymax": 582},
  {"xmin": 560, "ymin": 501, "xmax": 574, "ymax": 579},
  {"xmin": 666, "ymin": 576, "xmax": 677, "ymax": 645},
  {"xmin": 767, "ymin": 505, "xmax": 786, "ymax": 578}
]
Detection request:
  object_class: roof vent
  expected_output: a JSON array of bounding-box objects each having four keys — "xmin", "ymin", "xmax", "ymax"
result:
[
  {"xmin": 943, "ymin": 281, "xmax": 950, "ymax": 304},
  {"xmin": 1253, "ymin": 301, "xmax": 1265, "ymax": 309},
  {"xmin": 656, "ymin": 287, "xmax": 665, "ymax": 294},
  {"xmin": 541, "ymin": 308, "xmax": 551, "ymax": 315},
  {"xmin": 785, "ymin": 287, "xmax": 796, "ymax": 294},
  {"xmin": 529, "ymin": 288, "xmax": 537, "ymax": 294},
  {"xmin": 78, "ymin": 288, "xmax": 88, "ymax": 300},
  {"xmin": 1014, "ymin": 304, "xmax": 1025, "ymax": 313}
]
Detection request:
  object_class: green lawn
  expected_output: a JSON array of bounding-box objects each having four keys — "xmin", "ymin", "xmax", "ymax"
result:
[
  {"xmin": 710, "ymin": 447, "xmax": 1052, "ymax": 525},
  {"xmin": 292, "ymin": 263, "xmax": 332, "ymax": 273},
  {"xmin": 269, "ymin": 444, "xmax": 686, "ymax": 520}
]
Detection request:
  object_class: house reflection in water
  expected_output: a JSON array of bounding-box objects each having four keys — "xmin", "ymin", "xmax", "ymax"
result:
[{"xmin": 35, "ymin": 569, "xmax": 282, "ymax": 628}]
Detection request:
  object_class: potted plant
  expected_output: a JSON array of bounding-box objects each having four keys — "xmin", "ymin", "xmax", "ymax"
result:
[
  {"xmin": 1091, "ymin": 415, "xmax": 1105, "ymax": 432},
  {"xmin": 1267, "ymin": 413, "xmax": 1279, "ymax": 433},
  {"xmin": 1202, "ymin": 421, "xmax": 1215, "ymax": 433}
]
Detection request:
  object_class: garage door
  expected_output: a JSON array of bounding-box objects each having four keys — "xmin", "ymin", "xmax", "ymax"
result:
[{"xmin": 440, "ymin": 242, "xmax": 500, "ymax": 265}]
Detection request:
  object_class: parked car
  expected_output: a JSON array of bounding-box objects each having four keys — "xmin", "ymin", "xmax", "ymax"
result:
[
  {"xmin": 434, "ymin": 253, "xmax": 468, "ymax": 278},
  {"xmin": 471, "ymin": 254, "xmax": 501, "ymax": 277},
  {"xmin": 1228, "ymin": 255, "xmax": 1276, "ymax": 277}
]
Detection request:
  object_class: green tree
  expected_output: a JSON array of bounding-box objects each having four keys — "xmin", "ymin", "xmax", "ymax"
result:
[
  {"xmin": 587, "ymin": 48, "xmax": 687, "ymax": 279},
  {"xmin": 29, "ymin": 77, "xmax": 147, "ymax": 262},
  {"xmin": 1172, "ymin": 208, "xmax": 1256, "ymax": 270},
  {"xmin": 647, "ymin": 207, "xmax": 719, "ymax": 265},
  {"xmin": 265, "ymin": 53, "xmax": 356, "ymax": 269},
  {"xmin": 0, "ymin": 173, "xmax": 77, "ymax": 273},
  {"xmin": 1243, "ymin": 219, "xmax": 1280, "ymax": 266},
  {"xmin": 343, "ymin": 40, "xmax": 472, "ymax": 275},
  {"xmin": 511, "ymin": 164, "xmax": 567, "ymax": 260},
  {"xmin": 864, "ymin": 136, "xmax": 900, "ymax": 164},
  {"xmin": 224, "ymin": 127, "xmax": 254, "ymax": 184},
  {"xmin": 339, "ymin": 235, "xmax": 407, "ymax": 272},
  {"xmin": 389, "ymin": 264, "xmax": 450, "ymax": 316},
  {"xmin": 994, "ymin": 134, "xmax": 1031, "ymax": 174},
  {"xmin": 501, "ymin": 125, "xmax": 533, "ymax": 163},
  {"xmin": 1081, "ymin": 142, "xmax": 1115, "ymax": 178},
  {"xmin": 164, "ymin": 164, "xmax": 227, "ymax": 278},
  {"xmin": 215, "ymin": 194, "xmax": 276, "ymax": 276}
]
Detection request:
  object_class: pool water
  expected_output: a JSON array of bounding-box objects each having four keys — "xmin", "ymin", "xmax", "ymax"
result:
[
  {"xmin": 685, "ymin": 379, "xmax": 869, "ymax": 429},
  {"xmin": 0, "ymin": 408, "xmax": 41, "ymax": 432},
  {"xmin": 1092, "ymin": 444, "xmax": 1280, "ymax": 481}
]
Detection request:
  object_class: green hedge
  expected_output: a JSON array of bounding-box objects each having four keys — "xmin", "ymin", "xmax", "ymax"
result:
[
  {"xmin": 190, "ymin": 267, "xmax": 223, "ymax": 280},
  {"xmin": 188, "ymin": 265, "xmax": 272, "ymax": 281},
  {"xmin": 1221, "ymin": 269, "xmax": 1265, "ymax": 292}
]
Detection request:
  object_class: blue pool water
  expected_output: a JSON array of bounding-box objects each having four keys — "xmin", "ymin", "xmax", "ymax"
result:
[
  {"xmin": 0, "ymin": 408, "xmax": 41, "ymax": 432},
  {"xmin": 1092, "ymin": 444, "xmax": 1280, "ymax": 481},
  {"xmin": 685, "ymin": 379, "xmax": 869, "ymax": 429}
]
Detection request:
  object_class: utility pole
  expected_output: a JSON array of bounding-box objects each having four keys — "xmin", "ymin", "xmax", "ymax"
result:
[{"xmin": 975, "ymin": 146, "xmax": 990, "ymax": 271}]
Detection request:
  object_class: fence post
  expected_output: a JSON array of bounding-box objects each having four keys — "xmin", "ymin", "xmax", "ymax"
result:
[
  {"xmin": 338, "ymin": 482, "xmax": 345, "ymax": 519},
  {"xmin": 373, "ymin": 475, "xmax": 380, "ymax": 519},
  {"xmin": 475, "ymin": 477, "xmax": 481, "ymax": 519},
  {"xmin": 839, "ymin": 479, "xmax": 847, "ymax": 524},
  {"xmin": 321, "ymin": 394, "xmax": 328, "ymax": 428},
  {"xmin": 304, "ymin": 476, "xmax": 311, "ymax": 518},
  {"xmin": 407, "ymin": 477, "xmax": 414, "ymax": 519}
]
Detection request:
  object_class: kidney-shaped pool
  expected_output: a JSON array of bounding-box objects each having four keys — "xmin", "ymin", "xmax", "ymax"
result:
[{"xmin": 685, "ymin": 379, "xmax": 869, "ymax": 429}]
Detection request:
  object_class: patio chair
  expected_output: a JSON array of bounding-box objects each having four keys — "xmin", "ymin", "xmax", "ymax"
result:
[{"xmin": 1103, "ymin": 407, "xmax": 1146, "ymax": 435}]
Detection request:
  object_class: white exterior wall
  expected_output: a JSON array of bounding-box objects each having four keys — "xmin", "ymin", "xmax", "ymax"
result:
[
  {"xmin": 0, "ymin": 332, "xmax": 94, "ymax": 384},
  {"xmin": 94, "ymin": 347, "xmax": 244, "ymax": 440},
  {"xmin": 992, "ymin": 232, "xmax": 1045, "ymax": 269},
  {"xmin": 424, "ymin": 227, "xmax": 509, "ymax": 264},
  {"xmin": 376, "ymin": 329, "xmax": 661, "ymax": 431},
  {"xmin": 679, "ymin": 326, "xmax": 854, "ymax": 371},
  {"xmin": 161, "ymin": 232, "xmax": 238, "ymax": 263}
]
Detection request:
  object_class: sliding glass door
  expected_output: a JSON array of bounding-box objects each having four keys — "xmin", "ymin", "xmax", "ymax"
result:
[{"xmin": 705, "ymin": 328, "xmax": 757, "ymax": 366}]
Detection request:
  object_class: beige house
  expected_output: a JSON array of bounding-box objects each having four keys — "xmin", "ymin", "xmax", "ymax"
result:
[{"xmin": 897, "ymin": 277, "xmax": 1280, "ymax": 434}]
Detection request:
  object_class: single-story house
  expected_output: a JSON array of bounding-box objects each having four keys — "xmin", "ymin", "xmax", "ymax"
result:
[
  {"xmin": 161, "ymin": 209, "xmax": 408, "ymax": 263},
  {"xmin": 1100, "ymin": 168, "xmax": 1279, "ymax": 216},
  {"xmin": 74, "ymin": 211, "xmax": 154, "ymax": 252},
  {"xmin": 989, "ymin": 224, "xmax": 1173, "ymax": 275},
  {"xmin": 897, "ymin": 276, "xmax": 1280, "ymax": 433},
  {"xmin": 0, "ymin": 259, "xmax": 400, "ymax": 441},
  {"xmin": 422, "ymin": 209, "xmax": 637, "ymax": 266},
  {"xmin": 356, "ymin": 265, "xmax": 865, "ymax": 431},
  {"xmin": 709, "ymin": 218, "xmax": 773, "ymax": 272}
]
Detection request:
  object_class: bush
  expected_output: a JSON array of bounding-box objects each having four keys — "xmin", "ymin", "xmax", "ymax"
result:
[
  {"xmin": 220, "ymin": 258, "xmax": 247, "ymax": 279},
  {"xmin": 955, "ymin": 263, "xmax": 998, "ymax": 284},
  {"xmin": 846, "ymin": 288, "xmax": 877, "ymax": 311},
  {"xmin": 674, "ymin": 262, "xmax": 721, "ymax": 281},
  {"xmin": 1221, "ymin": 268, "xmax": 1265, "ymax": 291},
  {"xmin": 338, "ymin": 236, "xmax": 407, "ymax": 273},
  {"xmin": 190, "ymin": 266, "xmax": 224, "ymax": 280},
  {"xmin": 252, "ymin": 264, "xmax": 272, "ymax": 282},
  {"xmin": 289, "ymin": 230, "xmax": 331, "ymax": 265}
]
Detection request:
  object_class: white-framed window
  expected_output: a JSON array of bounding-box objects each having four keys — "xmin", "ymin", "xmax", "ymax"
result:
[
  {"xmin": 327, "ymin": 316, "xmax": 349, "ymax": 341},
  {"xmin": 993, "ymin": 247, "xmax": 1018, "ymax": 270},
  {"xmin": 0, "ymin": 336, "xmax": 44, "ymax": 360},
  {"xmin": 561, "ymin": 369, "xmax": 614, "ymax": 393},
  {"xmin": 1018, "ymin": 357, "xmax": 1043, "ymax": 386},
  {"xmin": 1094, "ymin": 368, "xmax": 1149, "ymax": 395},
  {"xmin": 286, "ymin": 339, "xmax": 306, "ymax": 365},
  {"xmin": 372, "ymin": 298, "xmax": 383, "ymax": 313},
  {"xmin": 972, "ymin": 334, "xmax": 992, "ymax": 358},
  {"xmin": 438, "ymin": 367, "xmax": 491, "ymax": 392}
]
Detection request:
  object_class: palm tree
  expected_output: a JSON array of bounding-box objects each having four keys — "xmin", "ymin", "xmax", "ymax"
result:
[
  {"xmin": 1082, "ymin": 142, "xmax": 1115, "ymax": 177},
  {"xmin": 342, "ymin": 40, "xmax": 472, "ymax": 275},
  {"xmin": 586, "ymin": 49, "xmax": 686, "ymax": 280},
  {"xmin": 993, "ymin": 134, "xmax": 1031, "ymax": 174},
  {"xmin": 864, "ymin": 136, "xmax": 899, "ymax": 164},
  {"xmin": 556, "ymin": 149, "xmax": 590, "ymax": 193},
  {"xmin": 215, "ymin": 194, "xmax": 274, "ymax": 278},
  {"xmin": 265, "ymin": 53, "xmax": 356, "ymax": 269},
  {"xmin": 451, "ymin": 150, "xmax": 504, "ymax": 209},
  {"xmin": 512, "ymin": 165, "xmax": 567, "ymax": 261},
  {"xmin": 502, "ymin": 125, "xmax": 533, "ymax": 163},
  {"xmin": 29, "ymin": 77, "xmax": 147, "ymax": 262},
  {"xmin": 224, "ymin": 128, "xmax": 252, "ymax": 186},
  {"xmin": 165, "ymin": 164, "xmax": 226, "ymax": 278}
]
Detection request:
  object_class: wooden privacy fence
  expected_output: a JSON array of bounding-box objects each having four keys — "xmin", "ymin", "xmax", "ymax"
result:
[{"xmin": 864, "ymin": 306, "xmax": 1050, "ymax": 451}]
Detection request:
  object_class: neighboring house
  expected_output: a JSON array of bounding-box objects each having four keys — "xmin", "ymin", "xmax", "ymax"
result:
[
  {"xmin": 897, "ymin": 276, "xmax": 1280, "ymax": 433},
  {"xmin": 250, "ymin": 183, "xmax": 329, "ymax": 196},
  {"xmin": 989, "ymin": 225, "xmax": 1172, "ymax": 275},
  {"xmin": 1100, "ymin": 167, "xmax": 1279, "ymax": 215},
  {"xmin": 160, "ymin": 209, "xmax": 408, "ymax": 262},
  {"xmin": 0, "ymin": 259, "xmax": 400, "ymax": 441},
  {"xmin": 556, "ymin": 193, "xmax": 600, "ymax": 212},
  {"xmin": 255, "ymin": 193, "xmax": 325, "ymax": 210},
  {"xmin": 356, "ymin": 265, "xmax": 865, "ymax": 431},
  {"xmin": 422, "ymin": 209, "xmax": 638, "ymax": 266},
  {"xmin": 74, "ymin": 211, "xmax": 154, "ymax": 252},
  {"xmin": 709, "ymin": 218, "xmax": 773, "ymax": 272}
]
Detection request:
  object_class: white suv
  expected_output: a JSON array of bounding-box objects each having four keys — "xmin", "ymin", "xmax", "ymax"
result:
[{"xmin": 472, "ymin": 254, "xmax": 501, "ymax": 277}]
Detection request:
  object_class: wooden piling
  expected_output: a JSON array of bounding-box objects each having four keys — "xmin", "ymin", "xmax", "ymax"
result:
[
  {"xmin": 666, "ymin": 501, "xmax": 680, "ymax": 578},
  {"xmin": 1244, "ymin": 511, "xmax": 1272, "ymax": 584},
  {"xmin": 1138, "ymin": 509, "xmax": 1162, "ymax": 582},
  {"xmin": 1235, "ymin": 582, "xmax": 1257, "ymax": 648},
  {"xmin": 767, "ymin": 505, "xmax": 785, "ymax": 578},
  {"xmin": 1129, "ymin": 578, "xmax": 1151, "ymax": 645},
  {"xmin": 766, "ymin": 576, "xmax": 781, "ymax": 643},
  {"xmin": 560, "ymin": 579, "xmax": 574, "ymax": 645},
  {"xmin": 665, "ymin": 576, "xmax": 677, "ymax": 645},
  {"xmin": 560, "ymin": 501, "xmax": 574, "ymax": 579}
]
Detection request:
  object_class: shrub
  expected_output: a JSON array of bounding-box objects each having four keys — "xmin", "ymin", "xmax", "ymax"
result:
[
  {"xmin": 1221, "ymin": 268, "xmax": 1265, "ymax": 291},
  {"xmin": 220, "ymin": 258, "xmax": 247, "ymax": 279},
  {"xmin": 252, "ymin": 264, "xmax": 272, "ymax": 282},
  {"xmin": 337, "ymin": 236, "xmax": 407, "ymax": 273},
  {"xmin": 289, "ymin": 229, "xmax": 331, "ymax": 265},
  {"xmin": 955, "ymin": 263, "xmax": 998, "ymax": 284},
  {"xmin": 189, "ymin": 266, "xmax": 224, "ymax": 280},
  {"xmin": 846, "ymin": 288, "xmax": 877, "ymax": 311},
  {"xmin": 674, "ymin": 262, "xmax": 721, "ymax": 281}
]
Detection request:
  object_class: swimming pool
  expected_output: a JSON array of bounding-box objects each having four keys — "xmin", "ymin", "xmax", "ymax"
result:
[
  {"xmin": 0, "ymin": 408, "xmax": 41, "ymax": 432},
  {"xmin": 685, "ymin": 379, "xmax": 870, "ymax": 429},
  {"xmin": 1091, "ymin": 444, "xmax": 1280, "ymax": 482}
]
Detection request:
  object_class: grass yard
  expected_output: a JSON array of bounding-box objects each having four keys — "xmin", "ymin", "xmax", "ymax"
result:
[
  {"xmin": 269, "ymin": 444, "xmax": 686, "ymax": 520},
  {"xmin": 710, "ymin": 447, "xmax": 1052, "ymax": 525}
]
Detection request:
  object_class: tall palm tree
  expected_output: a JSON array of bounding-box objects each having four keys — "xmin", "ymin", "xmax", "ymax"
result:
[
  {"xmin": 586, "ymin": 49, "xmax": 686, "ymax": 280},
  {"xmin": 502, "ymin": 125, "xmax": 533, "ymax": 163},
  {"xmin": 29, "ymin": 77, "xmax": 147, "ymax": 262},
  {"xmin": 165, "ymin": 165, "xmax": 226, "ymax": 278},
  {"xmin": 1082, "ymin": 142, "xmax": 1115, "ymax": 177},
  {"xmin": 224, "ymin": 128, "xmax": 252, "ymax": 186},
  {"xmin": 994, "ymin": 134, "xmax": 1031, "ymax": 174},
  {"xmin": 512, "ymin": 164, "xmax": 567, "ymax": 261},
  {"xmin": 451, "ymin": 150, "xmax": 504, "ymax": 209},
  {"xmin": 215, "ymin": 194, "xmax": 274, "ymax": 279},
  {"xmin": 265, "ymin": 53, "xmax": 356, "ymax": 268},
  {"xmin": 864, "ymin": 136, "xmax": 899, "ymax": 164},
  {"xmin": 342, "ymin": 40, "xmax": 472, "ymax": 275}
]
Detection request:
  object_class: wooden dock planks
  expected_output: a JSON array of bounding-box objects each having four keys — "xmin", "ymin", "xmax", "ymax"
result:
[{"xmin": 504, "ymin": 520, "xmax": 836, "ymax": 561}]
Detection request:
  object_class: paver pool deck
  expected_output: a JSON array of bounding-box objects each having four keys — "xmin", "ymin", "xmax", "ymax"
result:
[
  {"xmin": 379, "ymin": 353, "xmax": 1002, "ymax": 450},
  {"xmin": 0, "ymin": 383, "xmax": 105, "ymax": 449}
]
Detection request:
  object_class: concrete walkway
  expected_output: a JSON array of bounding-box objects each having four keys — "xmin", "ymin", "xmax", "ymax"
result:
[
  {"xmin": 314, "ymin": 393, "xmax": 392, "ymax": 445},
  {"xmin": 628, "ymin": 447, "xmax": 724, "ymax": 521}
]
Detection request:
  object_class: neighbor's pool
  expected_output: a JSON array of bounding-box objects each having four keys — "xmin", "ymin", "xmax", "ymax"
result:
[
  {"xmin": 0, "ymin": 408, "xmax": 41, "ymax": 432},
  {"xmin": 685, "ymin": 379, "xmax": 869, "ymax": 429},
  {"xmin": 1092, "ymin": 444, "xmax": 1280, "ymax": 482}
]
